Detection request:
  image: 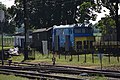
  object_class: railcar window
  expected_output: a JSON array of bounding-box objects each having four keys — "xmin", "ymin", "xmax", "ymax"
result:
[
  {"xmin": 88, "ymin": 29, "xmax": 90, "ymax": 33},
  {"xmin": 86, "ymin": 28, "xmax": 92, "ymax": 34},
  {"xmin": 74, "ymin": 28, "xmax": 93, "ymax": 34},
  {"xmin": 82, "ymin": 28, "xmax": 85, "ymax": 33},
  {"xmin": 61, "ymin": 29, "xmax": 64, "ymax": 34},
  {"xmin": 74, "ymin": 29, "xmax": 81, "ymax": 33},
  {"xmin": 86, "ymin": 28, "xmax": 89, "ymax": 33},
  {"xmin": 69, "ymin": 29, "xmax": 72, "ymax": 34},
  {"xmin": 90, "ymin": 28, "xmax": 93, "ymax": 33}
]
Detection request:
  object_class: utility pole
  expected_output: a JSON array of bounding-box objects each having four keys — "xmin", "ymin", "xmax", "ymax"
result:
[
  {"xmin": 23, "ymin": 0, "xmax": 28, "ymax": 60},
  {"xmin": 115, "ymin": 0, "xmax": 119, "ymax": 41},
  {"xmin": 115, "ymin": 0, "xmax": 120, "ymax": 62},
  {"xmin": 0, "ymin": 10, "xmax": 5, "ymax": 65}
]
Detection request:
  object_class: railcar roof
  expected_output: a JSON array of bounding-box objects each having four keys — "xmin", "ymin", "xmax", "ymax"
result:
[
  {"xmin": 53, "ymin": 24, "xmax": 92, "ymax": 29},
  {"xmin": 53, "ymin": 24, "xmax": 76, "ymax": 29}
]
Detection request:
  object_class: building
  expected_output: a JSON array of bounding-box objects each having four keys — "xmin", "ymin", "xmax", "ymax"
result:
[
  {"xmin": 14, "ymin": 31, "xmax": 32, "ymax": 48},
  {"xmin": 32, "ymin": 27, "xmax": 52, "ymax": 52}
]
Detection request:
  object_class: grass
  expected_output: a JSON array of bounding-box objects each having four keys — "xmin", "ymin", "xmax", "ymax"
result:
[
  {"xmin": 91, "ymin": 76, "xmax": 107, "ymax": 80},
  {"xmin": 9, "ymin": 51, "xmax": 120, "ymax": 68},
  {"xmin": 0, "ymin": 73, "xmax": 107, "ymax": 80},
  {"xmin": 0, "ymin": 46, "xmax": 13, "ymax": 50},
  {"xmin": 0, "ymin": 74, "xmax": 28, "ymax": 80},
  {"xmin": 9, "ymin": 54, "xmax": 24, "ymax": 61},
  {"xmin": 2, "ymin": 51, "xmax": 118, "ymax": 80}
]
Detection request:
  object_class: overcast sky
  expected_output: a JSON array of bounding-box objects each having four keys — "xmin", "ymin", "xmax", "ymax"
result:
[{"xmin": 0, "ymin": 0, "xmax": 14, "ymax": 8}]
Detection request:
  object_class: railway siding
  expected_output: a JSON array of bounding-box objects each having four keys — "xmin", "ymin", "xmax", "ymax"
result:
[
  {"xmin": 0, "ymin": 63, "xmax": 120, "ymax": 79},
  {"xmin": 0, "ymin": 68, "xmax": 83, "ymax": 80}
]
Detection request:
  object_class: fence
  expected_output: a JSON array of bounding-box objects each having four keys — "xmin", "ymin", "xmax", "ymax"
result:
[{"xmin": 0, "ymin": 36, "xmax": 14, "ymax": 47}]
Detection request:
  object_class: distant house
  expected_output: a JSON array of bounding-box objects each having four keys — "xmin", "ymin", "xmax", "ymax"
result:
[
  {"xmin": 14, "ymin": 24, "xmax": 32, "ymax": 48},
  {"xmin": 93, "ymin": 28, "xmax": 118, "ymax": 46},
  {"xmin": 32, "ymin": 27, "xmax": 52, "ymax": 52},
  {"xmin": 93, "ymin": 28, "xmax": 102, "ymax": 42},
  {"xmin": 13, "ymin": 31, "xmax": 32, "ymax": 48},
  {"xmin": 93, "ymin": 27, "xmax": 117, "ymax": 41}
]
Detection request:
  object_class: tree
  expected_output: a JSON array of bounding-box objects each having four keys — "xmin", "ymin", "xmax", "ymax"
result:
[
  {"xmin": 96, "ymin": 0, "xmax": 119, "ymax": 18},
  {"xmin": 0, "ymin": 2, "xmax": 15, "ymax": 34},
  {"xmin": 96, "ymin": 0, "xmax": 120, "ymax": 40},
  {"xmin": 76, "ymin": 1, "xmax": 97, "ymax": 24},
  {"xmin": 97, "ymin": 16, "xmax": 115, "ymax": 35},
  {"xmin": 10, "ymin": 0, "xmax": 95, "ymax": 29}
]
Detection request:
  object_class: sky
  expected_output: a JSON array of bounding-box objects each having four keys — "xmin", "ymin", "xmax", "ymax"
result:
[
  {"xmin": 90, "ymin": 6, "xmax": 110, "ymax": 24},
  {"xmin": 0, "ymin": 0, "xmax": 119, "ymax": 24},
  {"xmin": 0, "ymin": 0, "xmax": 14, "ymax": 8}
]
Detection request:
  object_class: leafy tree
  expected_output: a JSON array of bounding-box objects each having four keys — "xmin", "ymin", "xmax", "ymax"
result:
[
  {"xmin": 9, "ymin": 0, "xmax": 95, "ymax": 29},
  {"xmin": 97, "ymin": 16, "xmax": 115, "ymax": 34},
  {"xmin": 0, "ymin": 2, "xmax": 15, "ymax": 34},
  {"xmin": 96, "ymin": 0, "xmax": 120, "ymax": 40},
  {"xmin": 76, "ymin": 1, "xmax": 97, "ymax": 24},
  {"xmin": 96, "ymin": 0, "xmax": 119, "ymax": 17}
]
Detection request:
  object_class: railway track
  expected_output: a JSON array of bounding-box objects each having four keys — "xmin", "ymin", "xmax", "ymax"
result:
[
  {"xmin": 0, "ymin": 62, "xmax": 120, "ymax": 79},
  {"xmin": 0, "ymin": 68, "xmax": 83, "ymax": 80}
]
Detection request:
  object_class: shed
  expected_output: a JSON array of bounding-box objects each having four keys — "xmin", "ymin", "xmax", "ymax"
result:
[{"xmin": 32, "ymin": 27, "xmax": 53, "ymax": 51}]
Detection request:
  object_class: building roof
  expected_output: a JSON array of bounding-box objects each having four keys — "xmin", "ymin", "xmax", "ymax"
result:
[
  {"xmin": 14, "ymin": 30, "xmax": 32, "ymax": 36},
  {"xmin": 53, "ymin": 24, "xmax": 75, "ymax": 29},
  {"xmin": 33, "ymin": 28, "xmax": 46, "ymax": 33},
  {"xmin": 46, "ymin": 27, "xmax": 53, "ymax": 31},
  {"xmin": 33, "ymin": 27, "xmax": 52, "ymax": 33},
  {"xmin": 13, "ymin": 32, "xmax": 24, "ymax": 36},
  {"xmin": 53, "ymin": 23, "xmax": 93, "ymax": 29}
]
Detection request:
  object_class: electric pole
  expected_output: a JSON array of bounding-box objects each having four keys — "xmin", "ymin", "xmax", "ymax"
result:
[
  {"xmin": 23, "ymin": 0, "xmax": 28, "ymax": 60},
  {"xmin": 0, "ymin": 10, "xmax": 5, "ymax": 65},
  {"xmin": 115, "ymin": 0, "xmax": 119, "ymax": 41}
]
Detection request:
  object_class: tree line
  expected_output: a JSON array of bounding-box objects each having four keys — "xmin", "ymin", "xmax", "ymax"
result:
[{"xmin": 0, "ymin": 0, "xmax": 119, "ymax": 36}]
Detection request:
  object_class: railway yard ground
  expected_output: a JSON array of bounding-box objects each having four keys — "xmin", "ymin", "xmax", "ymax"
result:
[{"xmin": 0, "ymin": 50, "xmax": 120, "ymax": 80}]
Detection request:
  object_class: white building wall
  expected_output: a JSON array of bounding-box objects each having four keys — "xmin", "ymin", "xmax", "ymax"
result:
[{"xmin": 14, "ymin": 36, "xmax": 32, "ymax": 47}]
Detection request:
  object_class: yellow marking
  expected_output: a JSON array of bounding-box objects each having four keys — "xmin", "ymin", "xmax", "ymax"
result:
[
  {"xmin": 74, "ymin": 36, "xmax": 95, "ymax": 51},
  {"xmin": 75, "ymin": 37, "xmax": 95, "ymax": 41}
]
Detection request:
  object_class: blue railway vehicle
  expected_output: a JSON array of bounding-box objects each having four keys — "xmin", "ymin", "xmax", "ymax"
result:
[{"xmin": 52, "ymin": 24, "xmax": 95, "ymax": 52}]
